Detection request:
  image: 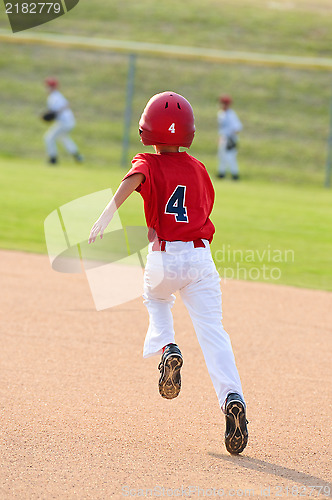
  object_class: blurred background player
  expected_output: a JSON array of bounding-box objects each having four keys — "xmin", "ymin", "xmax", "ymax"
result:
[
  {"xmin": 217, "ymin": 94, "xmax": 243, "ymax": 180},
  {"xmin": 43, "ymin": 77, "xmax": 83, "ymax": 165},
  {"xmin": 88, "ymin": 91, "xmax": 248, "ymax": 455}
]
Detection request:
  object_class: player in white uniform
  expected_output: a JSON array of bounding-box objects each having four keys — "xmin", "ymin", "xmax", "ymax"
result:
[
  {"xmin": 44, "ymin": 77, "xmax": 83, "ymax": 165},
  {"xmin": 217, "ymin": 94, "xmax": 243, "ymax": 180},
  {"xmin": 88, "ymin": 92, "xmax": 248, "ymax": 454}
]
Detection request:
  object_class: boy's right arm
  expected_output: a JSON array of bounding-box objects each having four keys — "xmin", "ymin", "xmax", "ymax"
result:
[{"xmin": 88, "ymin": 173, "xmax": 145, "ymax": 244}]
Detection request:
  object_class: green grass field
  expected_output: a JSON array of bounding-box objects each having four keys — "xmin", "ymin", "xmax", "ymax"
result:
[
  {"xmin": 0, "ymin": 0, "xmax": 332, "ymax": 185},
  {"xmin": 0, "ymin": 0, "xmax": 331, "ymax": 291},
  {"xmin": 1, "ymin": 157, "xmax": 331, "ymax": 291},
  {"xmin": 2, "ymin": 0, "xmax": 332, "ymax": 56}
]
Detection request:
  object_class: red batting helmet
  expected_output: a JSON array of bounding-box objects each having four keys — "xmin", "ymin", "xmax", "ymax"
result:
[
  {"xmin": 139, "ymin": 91, "xmax": 195, "ymax": 148},
  {"xmin": 45, "ymin": 77, "xmax": 59, "ymax": 88},
  {"xmin": 220, "ymin": 94, "xmax": 232, "ymax": 104}
]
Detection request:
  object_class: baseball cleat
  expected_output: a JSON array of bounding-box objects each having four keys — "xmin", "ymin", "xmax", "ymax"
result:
[
  {"xmin": 224, "ymin": 393, "xmax": 248, "ymax": 454},
  {"xmin": 73, "ymin": 152, "xmax": 84, "ymax": 163},
  {"xmin": 48, "ymin": 156, "xmax": 58, "ymax": 165},
  {"xmin": 158, "ymin": 343, "xmax": 183, "ymax": 399}
]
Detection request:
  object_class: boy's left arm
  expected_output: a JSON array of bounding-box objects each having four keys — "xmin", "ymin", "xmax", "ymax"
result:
[{"xmin": 88, "ymin": 173, "xmax": 145, "ymax": 244}]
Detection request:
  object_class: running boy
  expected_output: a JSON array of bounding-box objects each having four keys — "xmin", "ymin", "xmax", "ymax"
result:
[{"xmin": 88, "ymin": 92, "xmax": 248, "ymax": 454}]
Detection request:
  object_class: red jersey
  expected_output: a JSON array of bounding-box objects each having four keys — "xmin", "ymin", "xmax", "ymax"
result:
[{"xmin": 123, "ymin": 152, "xmax": 215, "ymax": 242}]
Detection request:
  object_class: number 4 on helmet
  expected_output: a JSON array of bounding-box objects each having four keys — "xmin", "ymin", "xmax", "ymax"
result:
[{"xmin": 168, "ymin": 123, "xmax": 176, "ymax": 133}]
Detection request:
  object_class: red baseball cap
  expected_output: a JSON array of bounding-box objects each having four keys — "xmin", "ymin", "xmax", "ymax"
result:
[
  {"xmin": 45, "ymin": 77, "xmax": 59, "ymax": 88},
  {"xmin": 219, "ymin": 94, "xmax": 232, "ymax": 104}
]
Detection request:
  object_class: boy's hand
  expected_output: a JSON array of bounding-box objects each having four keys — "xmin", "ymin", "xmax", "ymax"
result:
[
  {"xmin": 88, "ymin": 173, "xmax": 145, "ymax": 244},
  {"xmin": 88, "ymin": 214, "xmax": 112, "ymax": 244}
]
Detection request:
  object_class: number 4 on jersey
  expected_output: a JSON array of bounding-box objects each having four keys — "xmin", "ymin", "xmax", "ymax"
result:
[{"xmin": 165, "ymin": 185, "xmax": 188, "ymax": 222}]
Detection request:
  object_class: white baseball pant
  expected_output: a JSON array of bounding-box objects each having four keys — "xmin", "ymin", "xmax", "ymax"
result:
[
  {"xmin": 142, "ymin": 240, "xmax": 244, "ymax": 409},
  {"xmin": 44, "ymin": 121, "xmax": 78, "ymax": 158},
  {"xmin": 218, "ymin": 143, "xmax": 239, "ymax": 177}
]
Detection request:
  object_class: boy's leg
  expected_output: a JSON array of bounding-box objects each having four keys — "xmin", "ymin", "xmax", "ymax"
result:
[
  {"xmin": 58, "ymin": 124, "xmax": 82, "ymax": 161},
  {"xmin": 228, "ymin": 149, "xmax": 240, "ymax": 179},
  {"xmin": 60, "ymin": 130, "xmax": 80, "ymax": 156},
  {"xmin": 217, "ymin": 142, "xmax": 227, "ymax": 177},
  {"xmin": 142, "ymin": 251, "xmax": 178, "ymax": 358},
  {"xmin": 179, "ymin": 268, "xmax": 244, "ymax": 409},
  {"xmin": 180, "ymin": 258, "xmax": 248, "ymax": 453},
  {"xmin": 143, "ymin": 293, "xmax": 183, "ymax": 399},
  {"xmin": 142, "ymin": 293, "xmax": 176, "ymax": 358},
  {"xmin": 142, "ymin": 251, "xmax": 183, "ymax": 398},
  {"xmin": 44, "ymin": 122, "xmax": 61, "ymax": 162}
]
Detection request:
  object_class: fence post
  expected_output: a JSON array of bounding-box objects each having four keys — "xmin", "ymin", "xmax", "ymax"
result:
[
  {"xmin": 325, "ymin": 80, "xmax": 332, "ymax": 188},
  {"xmin": 121, "ymin": 53, "xmax": 137, "ymax": 167}
]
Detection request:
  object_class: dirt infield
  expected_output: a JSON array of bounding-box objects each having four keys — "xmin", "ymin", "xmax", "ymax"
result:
[{"xmin": 0, "ymin": 250, "xmax": 331, "ymax": 499}]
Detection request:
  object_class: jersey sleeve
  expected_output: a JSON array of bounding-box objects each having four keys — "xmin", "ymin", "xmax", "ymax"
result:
[
  {"xmin": 231, "ymin": 110, "xmax": 243, "ymax": 132},
  {"xmin": 122, "ymin": 153, "xmax": 151, "ymax": 195}
]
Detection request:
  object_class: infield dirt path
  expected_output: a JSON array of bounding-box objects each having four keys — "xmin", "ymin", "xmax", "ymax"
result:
[{"xmin": 0, "ymin": 250, "xmax": 331, "ymax": 499}]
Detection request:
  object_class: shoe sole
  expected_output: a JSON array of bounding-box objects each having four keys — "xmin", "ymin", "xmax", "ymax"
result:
[
  {"xmin": 159, "ymin": 355, "xmax": 183, "ymax": 399},
  {"xmin": 225, "ymin": 401, "xmax": 248, "ymax": 454}
]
